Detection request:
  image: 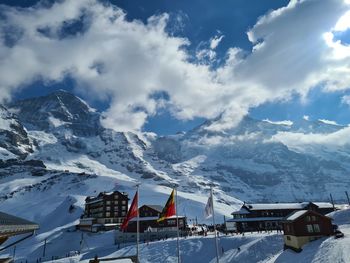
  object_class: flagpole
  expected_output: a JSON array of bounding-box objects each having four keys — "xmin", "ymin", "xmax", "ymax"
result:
[
  {"xmin": 136, "ymin": 184, "xmax": 140, "ymax": 263},
  {"xmin": 175, "ymin": 186, "xmax": 181, "ymax": 263},
  {"xmin": 210, "ymin": 186, "xmax": 220, "ymax": 263}
]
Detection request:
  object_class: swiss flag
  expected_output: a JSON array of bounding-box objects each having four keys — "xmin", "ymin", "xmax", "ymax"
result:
[{"xmin": 121, "ymin": 190, "xmax": 138, "ymax": 231}]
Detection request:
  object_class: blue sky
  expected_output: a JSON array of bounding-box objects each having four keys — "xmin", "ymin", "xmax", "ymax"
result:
[{"xmin": 1, "ymin": 0, "xmax": 350, "ymax": 134}]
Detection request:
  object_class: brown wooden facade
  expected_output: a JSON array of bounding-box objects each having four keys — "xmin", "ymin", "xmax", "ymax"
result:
[
  {"xmin": 282, "ymin": 210, "xmax": 334, "ymax": 251},
  {"xmin": 229, "ymin": 202, "xmax": 335, "ymax": 232}
]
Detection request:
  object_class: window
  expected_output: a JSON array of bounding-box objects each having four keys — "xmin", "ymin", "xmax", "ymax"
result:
[
  {"xmin": 167, "ymin": 219, "xmax": 176, "ymax": 225},
  {"xmin": 313, "ymin": 224, "xmax": 320, "ymax": 232},
  {"xmin": 122, "ymin": 212, "xmax": 126, "ymax": 216},
  {"xmin": 306, "ymin": 224, "xmax": 314, "ymax": 233},
  {"xmin": 106, "ymin": 212, "xmax": 110, "ymax": 217},
  {"xmin": 286, "ymin": 236, "xmax": 291, "ymax": 241},
  {"xmin": 114, "ymin": 201, "xmax": 119, "ymax": 205},
  {"xmin": 122, "ymin": 206, "xmax": 126, "ymax": 210},
  {"xmin": 122, "ymin": 200, "xmax": 126, "ymax": 205},
  {"xmin": 305, "ymin": 216, "xmax": 311, "ymax": 222},
  {"xmin": 106, "ymin": 207, "xmax": 110, "ymax": 211},
  {"xmin": 311, "ymin": 216, "xmax": 317, "ymax": 221},
  {"xmin": 114, "ymin": 195, "xmax": 119, "ymax": 199},
  {"xmin": 106, "ymin": 201, "xmax": 111, "ymax": 205}
]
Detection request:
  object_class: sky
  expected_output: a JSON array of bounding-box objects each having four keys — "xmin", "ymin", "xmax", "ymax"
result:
[{"xmin": 0, "ymin": 0, "xmax": 350, "ymax": 135}]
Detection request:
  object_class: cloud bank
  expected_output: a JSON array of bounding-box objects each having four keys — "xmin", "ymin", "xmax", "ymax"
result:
[{"xmin": 0, "ymin": 0, "xmax": 350, "ymax": 131}]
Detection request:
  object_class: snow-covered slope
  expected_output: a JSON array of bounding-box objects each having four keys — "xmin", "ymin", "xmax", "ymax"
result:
[
  {"xmin": 3, "ymin": 90, "xmax": 350, "ymax": 205},
  {"xmin": 1, "ymin": 91, "xmax": 350, "ymax": 261},
  {"xmin": 151, "ymin": 116, "xmax": 350, "ymax": 202}
]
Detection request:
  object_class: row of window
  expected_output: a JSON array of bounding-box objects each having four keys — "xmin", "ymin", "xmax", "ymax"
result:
[
  {"xmin": 306, "ymin": 224, "xmax": 320, "ymax": 233},
  {"xmin": 261, "ymin": 211, "xmax": 284, "ymax": 217},
  {"xmin": 106, "ymin": 200, "xmax": 127, "ymax": 205},
  {"xmin": 105, "ymin": 206, "xmax": 127, "ymax": 211},
  {"xmin": 106, "ymin": 212, "xmax": 126, "ymax": 217}
]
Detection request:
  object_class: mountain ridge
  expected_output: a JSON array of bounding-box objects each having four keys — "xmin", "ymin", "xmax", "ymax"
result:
[{"xmin": 1, "ymin": 90, "xmax": 350, "ymax": 203}]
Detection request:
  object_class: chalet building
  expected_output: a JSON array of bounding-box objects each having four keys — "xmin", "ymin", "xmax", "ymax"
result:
[
  {"xmin": 282, "ymin": 210, "xmax": 334, "ymax": 251},
  {"xmin": 124, "ymin": 204, "xmax": 187, "ymax": 233},
  {"xmin": 227, "ymin": 202, "xmax": 334, "ymax": 232},
  {"xmin": 78, "ymin": 191, "xmax": 129, "ymax": 232}
]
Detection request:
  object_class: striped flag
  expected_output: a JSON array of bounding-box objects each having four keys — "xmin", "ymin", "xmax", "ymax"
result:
[{"xmin": 157, "ymin": 189, "xmax": 176, "ymax": 222}]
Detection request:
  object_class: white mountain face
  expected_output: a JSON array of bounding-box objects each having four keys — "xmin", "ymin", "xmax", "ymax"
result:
[
  {"xmin": 151, "ymin": 115, "xmax": 350, "ymax": 202},
  {"xmin": 1, "ymin": 91, "xmax": 350, "ymax": 260},
  {"xmin": 0, "ymin": 105, "xmax": 33, "ymax": 159},
  {"xmin": 1, "ymin": 91, "xmax": 350, "ymax": 222}
]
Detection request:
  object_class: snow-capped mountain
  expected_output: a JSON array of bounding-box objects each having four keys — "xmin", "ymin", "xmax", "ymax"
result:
[
  {"xmin": 151, "ymin": 115, "xmax": 350, "ymax": 202},
  {"xmin": 10, "ymin": 89, "xmax": 101, "ymax": 136},
  {"xmin": 1, "ymin": 90, "xmax": 350, "ymax": 260},
  {"xmin": 2, "ymin": 90, "xmax": 350, "ymax": 204}
]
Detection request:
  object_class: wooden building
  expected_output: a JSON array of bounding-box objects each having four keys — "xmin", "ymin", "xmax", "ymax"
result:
[
  {"xmin": 78, "ymin": 191, "xmax": 129, "ymax": 232},
  {"xmin": 124, "ymin": 204, "xmax": 187, "ymax": 233},
  {"xmin": 282, "ymin": 210, "xmax": 334, "ymax": 251},
  {"xmin": 228, "ymin": 202, "xmax": 334, "ymax": 232}
]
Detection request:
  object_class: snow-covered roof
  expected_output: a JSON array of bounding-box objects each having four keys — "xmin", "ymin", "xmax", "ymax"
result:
[
  {"xmin": 227, "ymin": 217, "xmax": 284, "ymax": 222},
  {"xmin": 284, "ymin": 210, "xmax": 308, "ymax": 221},
  {"xmin": 312, "ymin": 202, "xmax": 334, "ymax": 209},
  {"xmin": 0, "ymin": 211, "xmax": 38, "ymax": 226},
  {"xmin": 0, "ymin": 211, "xmax": 39, "ymax": 235},
  {"xmin": 242, "ymin": 202, "xmax": 333, "ymax": 211},
  {"xmin": 231, "ymin": 207, "xmax": 250, "ymax": 215},
  {"xmin": 245, "ymin": 203, "xmax": 304, "ymax": 210}
]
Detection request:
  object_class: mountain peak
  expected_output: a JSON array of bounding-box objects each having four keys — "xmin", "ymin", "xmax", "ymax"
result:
[{"xmin": 10, "ymin": 90, "xmax": 101, "ymax": 136}]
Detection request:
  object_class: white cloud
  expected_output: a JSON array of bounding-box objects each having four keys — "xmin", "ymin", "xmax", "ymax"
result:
[
  {"xmin": 0, "ymin": 0, "xmax": 350, "ymax": 132},
  {"xmin": 209, "ymin": 34, "xmax": 224, "ymax": 50},
  {"xmin": 263, "ymin": 119, "xmax": 293, "ymax": 126},
  {"xmin": 303, "ymin": 115, "xmax": 310, "ymax": 121},
  {"xmin": 341, "ymin": 94, "xmax": 350, "ymax": 106},
  {"xmin": 318, "ymin": 119, "xmax": 339, "ymax": 125},
  {"xmin": 271, "ymin": 127, "xmax": 350, "ymax": 148}
]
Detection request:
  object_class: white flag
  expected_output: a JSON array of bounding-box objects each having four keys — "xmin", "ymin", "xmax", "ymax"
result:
[{"xmin": 204, "ymin": 193, "xmax": 213, "ymax": 218}]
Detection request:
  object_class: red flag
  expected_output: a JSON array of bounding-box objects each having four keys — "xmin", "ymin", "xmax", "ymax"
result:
[
  {"xmin": 157, "ymin": 189, "xmax": 176, "ymax": 222},
  {"xmin": 121, "ymin": 190, "xmax": 138, "ymax": 231}
]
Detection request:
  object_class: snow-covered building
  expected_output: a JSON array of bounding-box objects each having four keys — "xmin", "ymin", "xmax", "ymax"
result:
[
  {"xmin": 282, "ymin": 210, "xmax": 334, "ymax": 251},
  {"xmin": 78, "ymin": 191, "xmax": 129, "ymax": 232},
  {"xmin": 0, "ymin": 211, "xmax": 39, "ymax": 245},
  {"xmin": 228, "ymin": 202, "xmax": 334, "ymax": 232}
]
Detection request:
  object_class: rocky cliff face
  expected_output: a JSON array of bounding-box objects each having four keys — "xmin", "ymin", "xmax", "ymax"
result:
[
  {"xmin": 2, "ymin": 91, "xmax": 350, "ymax": 203},
  {"xmin": 10, "ymin": 89, "xmax": 101, "ymax": 137},
  {"xmin": 0, "ymin": 105, "xmax": 33, "ymax": 159}
]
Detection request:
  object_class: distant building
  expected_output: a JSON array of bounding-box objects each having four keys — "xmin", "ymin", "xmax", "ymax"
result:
[
  {"xmin": 227, "ymin": 202, "xmax": 334, "ymax": 232},
  {"xmin": 0, "ymin": 211, "xmax": 39, "ymax": 245},
  {"xmin": 282, "ymin": 210, "xmax": 334, "ymax": 251},
  {"xmin": 124, "ymin": 204, "xmax": 187, "ymax": 233},
  {"xmin": 78, "ymin": 191, "xmax": 129, "ymax": 232}
]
